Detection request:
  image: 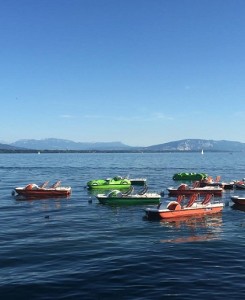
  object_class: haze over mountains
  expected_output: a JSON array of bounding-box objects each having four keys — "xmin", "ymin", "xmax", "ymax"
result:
[{"xmin": 0, "ymin": 138, "xmax": 244, "ymax": 152}]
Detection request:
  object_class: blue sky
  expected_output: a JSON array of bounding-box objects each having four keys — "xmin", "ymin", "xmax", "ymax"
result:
[{"xmin": 1, "ymin": 0, "xmax": 245, "ymax": 146}]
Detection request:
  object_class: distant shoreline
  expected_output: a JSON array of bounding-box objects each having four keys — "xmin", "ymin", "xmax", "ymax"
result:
[{"xmin": 0, "ymin": 150, "xmax": 235, "ymax": 154}]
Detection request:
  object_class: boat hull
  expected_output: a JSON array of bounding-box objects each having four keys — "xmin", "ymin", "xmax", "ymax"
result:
[
  {"xmin": 15, "ymin": 187, "xmax": 71, "ymax": 198},
  {"xmin": 88, "ymin": 184, "xmax": 131, "ymax": 190},
  {"xmin": 234, "ymin": 182, "xmax": 245, "ymax": 189},
  {"xmin": 145, "ymin": 204, "xmax": 223, "ymax": 220},
  {"xmin": 230, "ymin": 196, "xmax": 245, "ymax": 205},
  {"xmin": 168, "ymin": 188, "xmax": 222, "ymax": 197},
  {"xmin": 200, "ymin": 182, "xmax": 234, "ymax": 190},
  {"xmin": 96, "ymin": 194, "xmax": 161, "ymax": 205}
]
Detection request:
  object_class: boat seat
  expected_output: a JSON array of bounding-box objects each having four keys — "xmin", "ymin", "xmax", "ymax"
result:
[
  {"xmin": 178, "ymin": 184, "xmax": 188, "ymax": 190},
  {"xmin": 25, "ymin": 183, "xmax": 39, "ymax": 190},
  {"xmin": 176, "ymin": 194, "xmax": 185, "ymax": 204},
  {"xmin": 138, "ymin": 185, "xmax": 148, "ymax": 195},
  {"xmin": 215, "ymin": 176, "xmax": 221, "ymax": 182},
  {"xmin": 201, "ymin": 193, "xmax": 213, "ymax": 205},
  {"xmin": 39, "ymin": 181, "xmax": 49, "ymax": 188},
  {"xmin": 167, "ymin": 201, "xmax": 181, "ymax": 211},
  {"xmin": 122, "ymin": 186, "xmax": 134, "ymax": 196},
  {"xmin": 186, "ymin": 193, "xmax": 198, "ymax": 208},
  {"xmin": 50, "ymin": 181, "xmax": 61, "ymax": 188},
  {"xmin": 192, "ymin": 181, "xmax": 200, "ymax": 188}
]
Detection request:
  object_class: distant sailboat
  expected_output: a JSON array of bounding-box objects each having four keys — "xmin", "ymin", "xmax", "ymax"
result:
[{"xmin": 201, "ymin": 149, "xmax": 204, "ymax": 155}]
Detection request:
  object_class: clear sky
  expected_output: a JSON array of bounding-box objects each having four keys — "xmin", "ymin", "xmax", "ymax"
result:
[{"xmin": 1, "ymin": 0, "xmax": 245, "ymax": 146}]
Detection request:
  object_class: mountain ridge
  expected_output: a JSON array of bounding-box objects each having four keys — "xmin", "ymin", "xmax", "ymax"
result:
[
  {"xmin": 0, "ymin": 143, "xmax": 26, "ymax": 151},
  {"xmin": 146, "ymin": 139, "xmax": 245, "ymax": 151},
  {"xmin": 10, "ymin": 138, "xmax": 132, "ymax": 151},
  {"xmin": 2, "ymin": 138, "xmax": 244, "ymax": 152}
]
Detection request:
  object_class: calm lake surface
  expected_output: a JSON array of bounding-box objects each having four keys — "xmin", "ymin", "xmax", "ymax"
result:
[{"xmin": 0, "ymin": 152, "xmax": 245, "ymax": 299}]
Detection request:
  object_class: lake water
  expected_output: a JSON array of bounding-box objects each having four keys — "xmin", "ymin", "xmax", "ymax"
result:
[{"xmin": 0, "ymin": 152, "xmax": 245, "ymax": 299}]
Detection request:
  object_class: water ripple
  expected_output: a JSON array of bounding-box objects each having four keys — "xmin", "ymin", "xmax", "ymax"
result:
[{"xmin": 0, "ymin": 153, "xmax": 245, "ymax": 299}]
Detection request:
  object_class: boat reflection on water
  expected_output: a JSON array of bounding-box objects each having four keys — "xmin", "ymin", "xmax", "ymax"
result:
[
  {"xmin": 14, "ymin": 194, "xmax": 71, "ymax": 201},
  {"xmin": 159, "ymin": 214, "xmax": 223, "ymax": 243},
  {"xmin": 14, "ymin": 196, "xmax": 71, "ymax": 220},
  {"xmin": 160, "ymin": 233, "xmax": 219, "ymax": 243},
  {"xmin": 159, "ymin": 213, "xmax": 223, "ymax": 228}
]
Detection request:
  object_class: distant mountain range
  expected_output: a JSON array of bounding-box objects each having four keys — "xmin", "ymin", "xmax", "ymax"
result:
[
  {"xmin": 0, "ymin": 143, "xmax": 25, "ymax": 151},
  {"xmin": 10, "ymin": 138, "xmax": 131, "ymax": 151},
  {"xmin": 146, "ymin": 139, "xmax": 245, "ymax": 151},
  {"xmin": 0, "ymin": 138, "xmax": 245, "ymax": 152}
]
